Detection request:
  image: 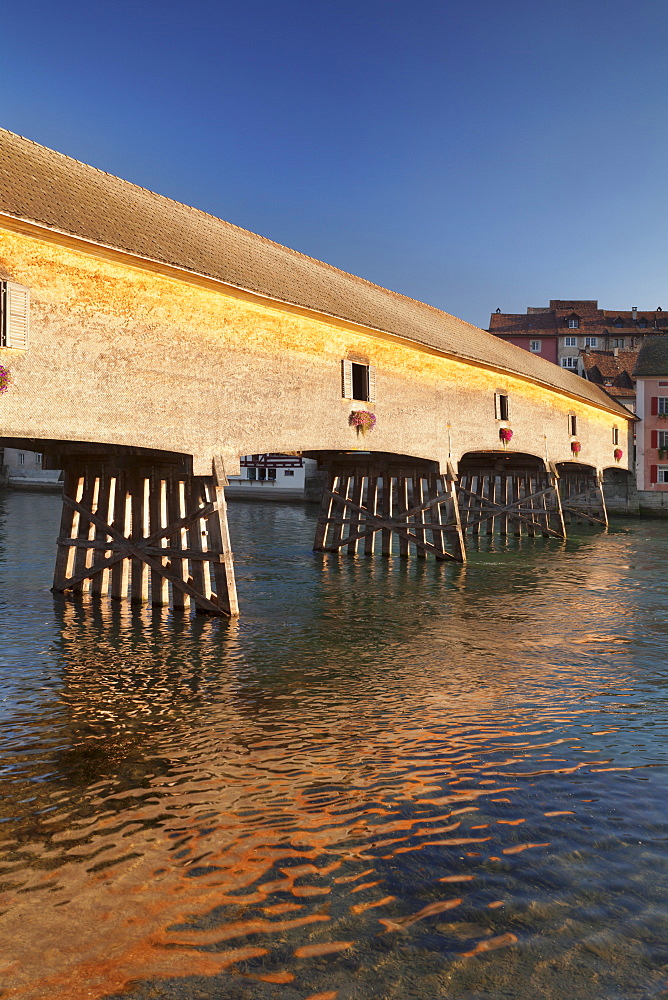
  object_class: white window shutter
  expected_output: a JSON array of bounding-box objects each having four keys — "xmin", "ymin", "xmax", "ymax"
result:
[
  {"xmin": 3, "ymin": 282, "xmax": 30, "ymax": 349},
  {"xmin": 341, "ymin": 359, "xmax": 353, "ymax": 399},
  {"xmin": 494, "ymin": 393, "xmax": 501, "ymax": 419},
  {"xmin": 367, "ymin": 365, "xmax": 377, "ymax": 402}
]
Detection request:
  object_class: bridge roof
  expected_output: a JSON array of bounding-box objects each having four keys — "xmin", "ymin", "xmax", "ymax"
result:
[{"xmin": 0, "ymin": 129, "xmax": 629, "ymax": 417}]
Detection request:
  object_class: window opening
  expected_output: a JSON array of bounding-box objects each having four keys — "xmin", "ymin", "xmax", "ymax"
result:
[
  {"xmin": 530, "ymin": 340, "xmax": 541, "ymax": 352},
  {"xmin": 342, "ymin": 359, "xmax": 376, "ymax": 402},
  {"xmin": 561, "ymin": 357, "xmax": 578, "ymax": 369},
  {"xmin": 568, "ymin": 317, "xmax": 580, "ymax": 329},
  {"xmin": 569, "ymin": 415, "xmax": 578, "ymax": 436},
  {"xmin": 564, "ymin": 336, "xmax": 577, "ymax": 347},
  {"xmin": 495, "ymin": 393, "xmax": 510, "ymax": 421},
  {"xmin": 659, "ymin": 466, "xmax": 668, "ymax": 484},
  {"xmin": 658, "ymin": 430, "xmax": 668, "ymax": 448},
  {"xmin": 18, "ymin": 453, "xmax": 25, "ymax": 465},
  {"xmin": 585, "ymin": 336, "xmax": 598, "ymax": 347},
  {"xmin": 659, "ymin": 398, "xmax": 668, "ymax": 415},
  {"xmin": 35, "ymin": 453, "xmax": 42, "ymax": 465},
  {"xmin": 612, "ymin": 427, "xmax": 619, "ymax": 446}
]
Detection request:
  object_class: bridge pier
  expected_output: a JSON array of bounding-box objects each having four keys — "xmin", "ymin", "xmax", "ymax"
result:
[
  {"xmin": 51, "ymin": 455, "xmax": 238, "ymax": 616},
  {"xmin": 312, "ymin": 454, "xmax": 466, "ymax": 561},
  {"xmin": 558, "ymin": 464, "xmax": 608, "ymax": 528},
  {"xmin": 457, "ymin": 456, "xmax": 566, "ymax": 539}
]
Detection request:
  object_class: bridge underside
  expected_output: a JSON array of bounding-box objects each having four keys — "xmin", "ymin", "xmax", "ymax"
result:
[{"xmin": 1, "ymin": 441, "xmax": 610, "ymax": 618}]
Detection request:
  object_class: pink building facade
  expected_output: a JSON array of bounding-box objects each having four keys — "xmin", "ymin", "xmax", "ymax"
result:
[
  {"xmin": 635, "ymin": 378, "xmax": 668, "ymax": 490},
  {"xmin": 634, "ymin": 338, "xmax": 668, "ymax": 493}
]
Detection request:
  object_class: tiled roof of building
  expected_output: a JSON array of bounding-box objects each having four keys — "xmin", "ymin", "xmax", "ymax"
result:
[
  {"xmin": 634, "ymin": 336, "xmax": 668, "ymax": 376},
  {"xmin": 0, "ymin": 129, "xmax": 629, "ymax": 416},
  {"xmin": 581, "ymin": 350, "xmax": 637, "ymax": 380},
  {"xmin": 491, "ymin": 300, "xmax": 668, "ymax": 334}
]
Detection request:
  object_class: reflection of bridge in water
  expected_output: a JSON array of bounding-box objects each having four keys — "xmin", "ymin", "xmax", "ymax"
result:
[{"xmin": 0, "ymin": 129, "xmax": 633, "ymax": 615}]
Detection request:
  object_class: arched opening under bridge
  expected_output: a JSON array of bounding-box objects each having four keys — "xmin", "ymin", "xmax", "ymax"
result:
[
  {"xmin": 456, "ymin": 450, "xmax": 565, "ymax": 538},
  {"xmin": 556, "ymin": 461, "xmax": 608, "ymax": 528},
  {"xmin": 303, "ymin": 450, "xmax": 465, "ymax": 563}
]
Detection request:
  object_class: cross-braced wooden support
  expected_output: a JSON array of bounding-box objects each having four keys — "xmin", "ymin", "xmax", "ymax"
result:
[
  {"xmin": 52, "ymin": 457, "xmax": 239, "ymax": 616},
  {"xmin": 457, "ymin": 463, "xmax": 566, "ymax": 538},
  {"xmin": 313, "ymin": 456, "xmax": 466, "ymax": 561},
  {"xmin": 558, "ymin": 466, "xmax": 608, "ymax": 528}
]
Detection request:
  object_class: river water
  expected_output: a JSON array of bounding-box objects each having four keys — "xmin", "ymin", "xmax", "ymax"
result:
[{"xmin": 0, "ymin": 489, "xmax": 667, "ymax": 1000}]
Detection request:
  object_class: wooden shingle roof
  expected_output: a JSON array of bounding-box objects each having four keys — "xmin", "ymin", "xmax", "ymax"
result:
[{"xmin": 0, "ymin": 128, "xmax": 630, "ymax": 416}]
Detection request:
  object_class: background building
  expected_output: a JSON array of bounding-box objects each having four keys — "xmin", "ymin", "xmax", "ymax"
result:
[
  {"xmin": 489, "ymin": 300, "xmax": 668, "ymax": 372},
  {"xmin": 634, "ymin": 338, "xmax": 668, "ymax": 508}
]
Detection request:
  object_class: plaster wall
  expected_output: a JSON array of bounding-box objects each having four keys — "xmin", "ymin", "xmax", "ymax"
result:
[{"xmin": 0, "ymin": 226, "xmax": 633, "ymax": 476}]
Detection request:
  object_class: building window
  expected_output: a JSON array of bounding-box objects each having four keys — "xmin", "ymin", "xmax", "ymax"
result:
[
  {"xmin": 612, "ymin": 427, "xmax": 619, "ymax": 446},
  {"xmin": 530, "ymin": 340, "xmax": 541, "ymax": 352},
  {"xmin": 569, "ymin": 415, "xmax": 578, "ymax": 436},
  {"xmin": 568, "ymin": 318, "xmax": 579, "ymax": 329},
  {"xmin": 247, "ymin": 467, "xmax": 256, "ymax": 480},
  {"xmin": 659, "ymin": 467, "xmax": 668, "ymax": 484},
  {"xmin": 659, "ymin": 398, "xmax": 668, "ymax": 415},
  {"xmin": 18, "ymin": 453, "xmax": 25, "ymax": 465},
  {"xmin": 658, "ymin": 430, "xmax": 668, "ymax": 449},
  {"xmin": 494, "ymin": 393, "xmax": 510, "ymax": 421},
  {"xmin": 0, "ymin": 281, "xmax": 30, "ymax": 349},
  {"xmin": 284, "ymin": 469, "xmax": 295, "ymax": 477},
  {"xmin": 614, "ymin": 318, "xmax": 623, "ymax": 328},
  {"xmin": 342, "ymin": 360, "xmax": 376, "ymax": 402},
  {"xmin": 638, "ymin": 319, "xmax": 647, "ymax": 329},
  {"xmin": 585, "ymin": 337, "xmax": 598, "ymax": 347},
  {"xmin": 35, "ymin": 453, "xmax": 42, "ymax": 465},
  {"xmin": 564, "ymin": 336, "xmax": 577, "ymax": 347},
  {"xmin": 561, "ymin": 357, "xmax": 579, "ymax": 369},
  {"xmin": 611, "ymin": 338, "xmax": 624, "ymax": 348}
]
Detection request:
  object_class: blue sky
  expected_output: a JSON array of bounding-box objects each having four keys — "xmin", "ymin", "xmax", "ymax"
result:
[{"xmin": 2, "ymin": 0, "xmax": 667, "ymax": 327}]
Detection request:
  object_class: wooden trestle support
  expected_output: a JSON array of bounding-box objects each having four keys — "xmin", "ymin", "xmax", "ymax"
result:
[
  {"xmin": 457, "ymin": 462, "xmax": 566, "ymax": 538},
  {"xmin": 558, "ymin": 466, "xmax": 609, "ymax": 528},
  {"xmin": 52, "ymin": 457, "xmax": 239, "ymax": 616},
  {"xmin": 313, "ymin": 456, "xmax": 466, "ymax": 561}
]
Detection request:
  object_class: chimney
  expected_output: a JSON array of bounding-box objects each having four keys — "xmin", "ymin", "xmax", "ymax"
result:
[
  {"xmin": 632, "ymin": 307, "xmax": 638, "ymax": 320},
  {"xmin": 613, "ymin": 347, "xmax": 619, "ymax": 357}
]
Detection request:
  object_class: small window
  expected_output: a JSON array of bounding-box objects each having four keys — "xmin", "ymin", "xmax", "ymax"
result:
[
  {"xmin": 0, "ymin": 281, "xmax": 30, "ymax": 349},
  {"xmin": 612, "ymin": 427, "xmax": 619, "ymax": 446},
  {"xmin": 561, "ymin": 357, "xmax": 579, "ymax": 369},
  {"xmin": 638, "ymin": 319, "xmax": 647, "ymax": 328},
  {"xmin": 568, "ymin": 317, "xmax": 579, "ymax": 329},
  {"xmin": 564, "ymin": 336, "xmax": 577, "ymax": 347},
  {"xmin": 530, "ymin": 340, "xmax": 541, "ymax": 353},
  {"xmin": 611, "ymin": 338, "xmax": 624, "ymax": 348},
  {"xmin": 569, "ymin": 415, "xmax": 578, "ymax": 436},
  {"xmin": 35, "ymin": 453, "xmax": 43, "ymax": 465},
  {"xmin": 284, "ymin": 469, "xmax": 295, "ymax": 477},
  {"xmin": 613, "ymin": 318, "xmax": 623, "ymax": 328},
  {"xmin": 658, "ymin": 430, "xmax": 668, "ymax": 448},
  {"xmin": 247, "ymin": 467, "xmax": 257, "ymax": 480},
  {"xmin": 659, "ymin": 398, "xmax": 668, "ymax": 415},
  {"xmin": 659, "ymin": 467, "xmax": 668, "ymax": 484},
  {"xmin": 494, "ymin": 393, "xmax": 510, "ymax": 421},
  {"xmin": 18, "ymin": 453, "xmax": 25, "ymax": 465},
  {"xmin": 585, "ymin": 336, "xmax": 598, "ymax": 347},
  {"xmin": 342, "ymin": 359, "xmax": 376, "ymax": 402},
  {"xmin": 268, "ymin": 468, "xmax": 276, "ymax": 480}
]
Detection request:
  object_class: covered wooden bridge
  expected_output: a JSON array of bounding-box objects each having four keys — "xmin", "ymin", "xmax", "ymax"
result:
[{"xmin": 0, "ymin": 129, "xmax": 633, "ymax": 615}]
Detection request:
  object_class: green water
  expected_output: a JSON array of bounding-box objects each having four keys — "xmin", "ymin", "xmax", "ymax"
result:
[{"xmin": 0, "ymin": 489, "xmax": 667, "ymax": 1000}]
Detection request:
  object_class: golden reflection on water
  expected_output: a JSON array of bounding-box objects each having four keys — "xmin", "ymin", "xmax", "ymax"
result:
[{"xmin": 0, "ymin": 513, "xmax": 665, "ymax": 1000}]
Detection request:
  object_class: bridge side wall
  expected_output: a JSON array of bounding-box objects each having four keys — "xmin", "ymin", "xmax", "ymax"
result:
[{"xmin": 0, "ymin": 226, "xmax": 633, "ymax": 474}]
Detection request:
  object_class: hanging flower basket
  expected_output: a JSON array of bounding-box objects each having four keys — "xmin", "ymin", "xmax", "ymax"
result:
[
  {"xmin": 349, "ymin": 410, "xmax": 376, "ymax": 435},
  {"xmin": 613, "ymin": 447, "xmax": 623, "ymax": 462},
  {"xmin": 0, "ymin": 365, "xmax": 11, "ymax": 394},
  {"xmin": 571, "ymin": 440, "xmax": 582, "ymax": 455},
  {"xmin": 499, "ymin": 427, "xmax": 513, "ymax": 444}
]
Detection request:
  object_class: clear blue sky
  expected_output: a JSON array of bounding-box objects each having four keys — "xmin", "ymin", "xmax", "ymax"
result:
[{"xmin": 2, "ymin": 0, "xmax": 667, "ymax": 327}]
